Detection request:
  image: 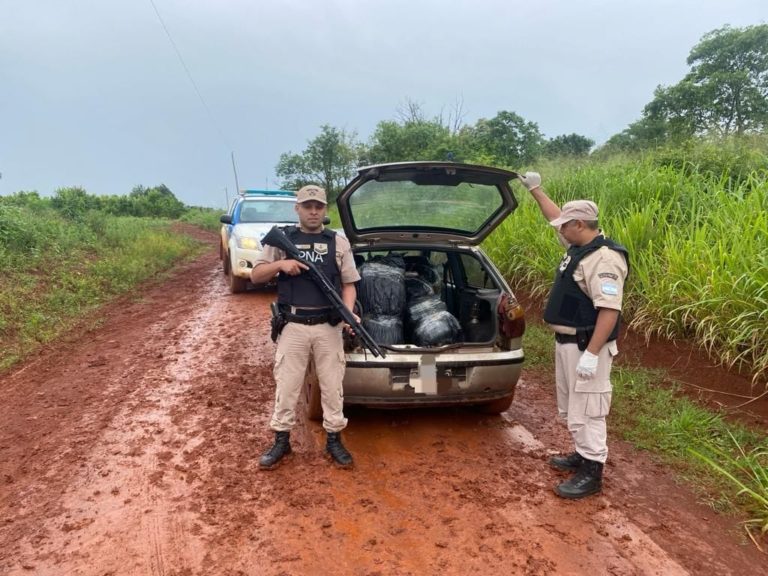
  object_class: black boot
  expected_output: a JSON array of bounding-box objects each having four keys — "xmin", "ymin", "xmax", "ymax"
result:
[
  {"xmin": 555, "ymin": 458, "xmax": 603, "ymax": 499},
  {"xmin": 259, "ymin": 431, "xmax": 292, "ymax": 470},
  {"xmin": 549, "ymin": 451, "xmax": 584, "ymax": 472},
  {"xmin": 326, "ymin": 432, "xmax": 353, "ymax": 468}
]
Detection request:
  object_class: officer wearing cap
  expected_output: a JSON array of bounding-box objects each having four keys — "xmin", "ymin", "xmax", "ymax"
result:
[
  {"xmin": 519, "ymin": 172, "xmax": 629, "ymax": 499},
  {"xmin": 251, "ymin": 184, "xmax": 361, "ymax": 469}
]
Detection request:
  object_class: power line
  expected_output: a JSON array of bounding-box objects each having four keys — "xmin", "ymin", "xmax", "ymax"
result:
[{"xmin": 147, "ymin": 0, "xmax": 231, "ymax": 151}]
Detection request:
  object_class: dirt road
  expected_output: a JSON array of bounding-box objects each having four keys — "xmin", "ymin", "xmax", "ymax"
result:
[{"xmin": 1, "ymin": 237, "xmax": 764, "ymax": 575}]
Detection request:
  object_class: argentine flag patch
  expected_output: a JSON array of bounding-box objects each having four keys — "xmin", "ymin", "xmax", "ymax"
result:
[{"xmin": 601, "ymin": 282, "xmax": 619, "ymax": 296}]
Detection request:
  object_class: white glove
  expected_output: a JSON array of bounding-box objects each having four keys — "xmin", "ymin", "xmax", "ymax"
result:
[
  {"xmin": 518, "ymin": 171, "xmax": 541, "ymax": 191},
  {"xmin": 576, "ymin": 351, "xmax": 599, "ymax": 379}
]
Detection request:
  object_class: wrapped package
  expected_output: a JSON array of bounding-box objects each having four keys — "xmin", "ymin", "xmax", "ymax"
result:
[
  {"xmin": 358, "ymin": 261, "xmax": 406, "ymax": 316},
  {"xmin": 408, "ymin": 262, "xmax": 442, "ymax": 293},
  {"xmin": 407, "ymin": 295, "xmax": 447, "ymax": 325},
  {"xmin": 413, "ymin": 310, "xmax": 463, "ymax": 347},
  {"xmin": 370, "ymin": 253, "xmax": 406, "ymax": 269},
  {"xmin": 362, "ymin": 315, "xmax": 404, "ymax": 346},
  {"xmin": 405, "ymin": 276, "xmax": 434, "ymax": 301}
]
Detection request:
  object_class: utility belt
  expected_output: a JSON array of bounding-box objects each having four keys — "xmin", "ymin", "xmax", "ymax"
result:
[
  {"xmin": 278, "ymin": 305, "xmax": 341, "ymax": 326},
  {"xmin": 554, "ymin": 330, "xmax": 615, "ymax": 351}
]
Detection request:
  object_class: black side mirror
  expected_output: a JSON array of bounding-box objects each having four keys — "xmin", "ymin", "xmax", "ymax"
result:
[{"xmin": 220, "ymin": 214, "xmax": 232, "ymax": 224}]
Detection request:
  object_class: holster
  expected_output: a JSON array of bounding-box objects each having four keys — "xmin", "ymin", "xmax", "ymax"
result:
[
  {"xmin": 270, "ymin": 302, "xmax": 287, "ymax": 342},
  {"xmin": 576, "ymin": 329, "xmax": 592, "ymax": 352}
]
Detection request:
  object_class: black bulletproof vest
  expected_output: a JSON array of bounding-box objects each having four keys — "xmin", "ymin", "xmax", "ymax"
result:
[
  {"xmin": 543, "ymin": 235, "xmax": 629, "ymax": 340},
  {"xmin": 276, "ymin": 227, "xmax": 341, "ymax": 307}
]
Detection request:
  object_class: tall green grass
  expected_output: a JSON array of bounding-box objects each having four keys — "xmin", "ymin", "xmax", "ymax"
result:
[
  {"xmin": 690, "ymin": 433, "xmax": 768, "ymax": 543},
  {"xmin": 179, "ymin": 206, "xmax": 223, "ymax": 231},
  {"xmin": 487, "ymin": 150, "xmax": 768, "ymax": 384},
  {"xmin": 0, "ymin": 205, "xmax": 207, "ymax": 370}
]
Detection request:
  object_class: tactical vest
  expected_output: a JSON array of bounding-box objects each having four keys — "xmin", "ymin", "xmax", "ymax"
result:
[
  {"xmin": 543, "ymin": 235, "xmax": 629, "ymax": 341},
  {"xmin": 277, "ymin": 227, "xmax": 341, "ymax": 307}
]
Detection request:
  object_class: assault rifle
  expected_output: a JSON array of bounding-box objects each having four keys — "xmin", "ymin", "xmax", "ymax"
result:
[{"xmin": 262, "ymin": 226, "xmax": 386, "ymax": 358}]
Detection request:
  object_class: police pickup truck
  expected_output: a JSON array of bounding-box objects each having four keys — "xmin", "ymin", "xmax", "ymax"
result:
[{"xmin": 219, "ymin": 189, "xmax": 298, "ymax": 293}]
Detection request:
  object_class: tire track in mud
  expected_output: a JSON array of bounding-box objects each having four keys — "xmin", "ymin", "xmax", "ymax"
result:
[
  {"xmin": 6, "ymin": 266, "xmax": 230, "ymax": 575},
  {"xmin": 1, "ymin": 245, "xmax": 766, "ymax": 575}
]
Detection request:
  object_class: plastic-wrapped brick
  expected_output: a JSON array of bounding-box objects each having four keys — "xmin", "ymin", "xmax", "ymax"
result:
[
  {"xmin": 358, "ymin": 261, "xmax": 406, "ymax": 316},
  {"xmin": 409, "ymin": 262, "xmax": 442, "ymax": 293},
  {"xmin": 413, "ymin": 311, "xmax": 463, "ymax": 347},
  {"xmin": 406, "ymin": 295, "xmax": 446, "ymax": 325},
  {"xmin": 405, "ymin": 276, "xmax": 434, "ymax": 301},
  {"xmin": 362, "ymin": 315, "xmax": 403, "ymax": 346}
]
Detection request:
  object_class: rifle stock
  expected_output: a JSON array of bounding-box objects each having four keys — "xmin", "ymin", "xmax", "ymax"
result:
[{"xmin": 262, "ymin": 226, "xmax": 386, "ymax": 358}]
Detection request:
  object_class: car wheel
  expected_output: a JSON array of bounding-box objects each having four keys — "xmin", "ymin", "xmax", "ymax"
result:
[
  {"xmin": 219, "ymin": 246, "xmax": 229, "ymax": 276},
  {"xmin": 227, "ymin": 253, "xmax": 248, "ymax": 293},
  {"xmin": 476, "ymin": 394, "xmax": 514, "ymax": 414},
  {"xmin": 304, "ymin": 361, "xmax": 323, "ymax": 421}
]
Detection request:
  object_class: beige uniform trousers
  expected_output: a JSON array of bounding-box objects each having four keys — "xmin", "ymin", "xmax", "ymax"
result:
[
  {"xmin": 270, "ymin": 321, "xmax": 348, "ymax": 433},
  {"xmin": 554, "ymin": 341, "xmax": 617, "ymax": 463}
]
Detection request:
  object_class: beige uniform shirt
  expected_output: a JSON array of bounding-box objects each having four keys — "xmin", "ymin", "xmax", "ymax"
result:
[
  {"xmin": 574, "ymin": 246, "xmax": 628, "ymax": 312},
  {"xmin": 254, "ymin": 230, "xmax": 361, "ymax": 285}
]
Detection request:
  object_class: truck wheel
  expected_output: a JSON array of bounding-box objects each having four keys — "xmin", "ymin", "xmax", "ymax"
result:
[
  {"xmin": 227, "ymin": 253, "xmax": 248, "ymax": 293},
  {"xmin": 222, "ymin": 246, "xmax": 230, "ymax": 275}
]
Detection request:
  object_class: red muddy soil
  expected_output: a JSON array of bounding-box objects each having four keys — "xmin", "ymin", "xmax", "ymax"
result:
[{"xmin": 1, "ymin": 230, "xmax": 766, "ymax": 575}]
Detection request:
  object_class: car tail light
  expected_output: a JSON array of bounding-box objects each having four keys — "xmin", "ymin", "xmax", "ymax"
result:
[{"xmin": 498, "ymin": 293, "xmax": 525, "ymax": 339}]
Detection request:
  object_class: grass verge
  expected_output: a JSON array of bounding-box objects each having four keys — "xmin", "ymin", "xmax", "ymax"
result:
[{"xmin": 0, "ymin": 217, "xmax": 209, "ymax": 372}]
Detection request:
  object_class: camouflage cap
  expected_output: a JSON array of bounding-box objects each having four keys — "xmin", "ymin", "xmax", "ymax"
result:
[{"xmin": 296, "ymin": 185, "xmax": 327, "ymax": 205}]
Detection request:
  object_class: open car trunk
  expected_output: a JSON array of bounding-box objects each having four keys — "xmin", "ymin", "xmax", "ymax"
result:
[{"xmin": 349, "ymin": 244, "xmax": 515, "ymax": 352}]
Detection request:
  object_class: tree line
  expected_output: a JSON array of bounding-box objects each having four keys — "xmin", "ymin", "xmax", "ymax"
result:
[
  {"xmin": 276, "ymin": 24, "xmax": 768, "ymax": 202},
  {"xmin": 1, "ymin": 184, "xmax": 188, "ymax": 220}
]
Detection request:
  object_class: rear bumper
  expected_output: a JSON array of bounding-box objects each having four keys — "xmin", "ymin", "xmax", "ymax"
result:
[{"xmin": 342, "ymin": 348, "xmax": 524, "ymax": 405}]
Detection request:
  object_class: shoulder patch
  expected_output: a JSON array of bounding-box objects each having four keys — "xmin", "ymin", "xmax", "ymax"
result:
[
  {"xmin": 601, "ymin": 282, "xmax": 619, "ymax": 296},
  {"xmin": 598, "ymin": 272, "xmax": 618, "ymax": 280}
]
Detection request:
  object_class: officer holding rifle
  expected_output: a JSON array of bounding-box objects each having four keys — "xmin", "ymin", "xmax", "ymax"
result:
[{"xmin": 251, "ymin": 184, "xmax": 361, "ymax": 470}]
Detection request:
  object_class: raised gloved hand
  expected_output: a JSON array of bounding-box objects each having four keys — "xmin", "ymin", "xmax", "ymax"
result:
[
  {"xmin": 518, "ymin": 171, "xmax": 541, "ymax": 191},
  {"xmin": 576, "ymin": 350, "xmax": 599, "ymax": 379}
]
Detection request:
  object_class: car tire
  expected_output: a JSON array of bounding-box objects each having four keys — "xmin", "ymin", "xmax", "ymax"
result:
[
  {"xmin": 476, "ymin": 394, "xmax": 514, "ymax": 414},
  {"xmin": 304, "ymin": 361, "xmax": 323, "ymax": 421},
  {"xmin": 221, "ymin": 244, "xmax": 229, "ymax": 275},
  {"xmin": 227, "ymin": 253, "xmax": 248, "ymax": 294}
]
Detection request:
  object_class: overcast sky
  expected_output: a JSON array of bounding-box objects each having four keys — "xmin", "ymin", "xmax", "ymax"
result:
[{"xmin": 1, "ymin": 1, "xmax": 765, "ymax": 208}]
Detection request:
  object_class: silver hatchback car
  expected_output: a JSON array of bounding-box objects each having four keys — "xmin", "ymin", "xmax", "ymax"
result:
[{"xmin": 304, "ymin": 162, "xmax": 526, "ymax": 417}]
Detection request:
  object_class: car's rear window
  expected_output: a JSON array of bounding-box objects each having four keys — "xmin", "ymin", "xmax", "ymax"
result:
[
  {"xmin": 239, "ymin": 200, "xmax": 297, "ymax": 223},
  {"xmin": 347, "ymin": 180, "xmax": 503, "ymax": 234}
]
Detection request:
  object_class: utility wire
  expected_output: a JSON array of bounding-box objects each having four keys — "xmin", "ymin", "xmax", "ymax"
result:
[{"xmin": 147, "ymin": 0, "xmax": 231, "ymax": 151}]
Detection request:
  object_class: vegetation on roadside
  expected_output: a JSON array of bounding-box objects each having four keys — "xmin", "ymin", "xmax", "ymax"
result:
[
  {"xmin": 0, "ymin": 188, "xmax": 215, "ymax": 371},
  {"xmin": 523, "ymin": 321, "xmax": 768, "ymax": 547},
  {"xmin": 486, "ymin": 144, "xmax": 768, "ymax": 384},
  {"xmin": 179, "ymin": 206, "xmax": 223, "ymax": 232}
]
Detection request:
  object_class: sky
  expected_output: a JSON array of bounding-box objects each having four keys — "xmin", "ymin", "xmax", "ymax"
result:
[{"xmin": 1, "ymin": 1, "xmax": 765, "ymax": 208}]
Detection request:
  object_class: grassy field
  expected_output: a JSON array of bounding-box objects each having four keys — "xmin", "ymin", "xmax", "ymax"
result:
[
  {"xmin": 0, "ymin": 202, "xmax": 212, "ymax": 370},
  {"xmin": 485, "ymin": 146, "xmax": 768, "ymax": 385}
]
